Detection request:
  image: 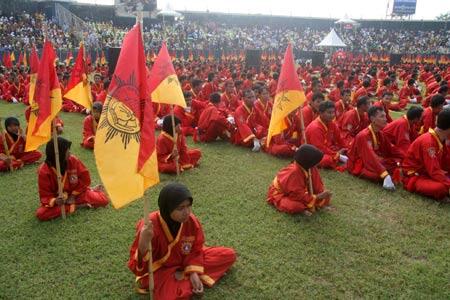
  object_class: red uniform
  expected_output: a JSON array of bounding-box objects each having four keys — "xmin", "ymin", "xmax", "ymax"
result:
[
  {"xmin": 420, "ymin": 107, "xmax": 438, "ymax": 134},
  {"xmin": 267, "ymin": 162, "xmax": 330, "ymax": 214},
  {"xmin": 373, "ymin": 100, "xmax": 393, "ymax": 123},
  {"xmin": 173, "ymin": 106, "xmax": 197, "ymax": 136},
  {"xmin": 35, "ymin": 155, "xmax": 109, "ymax": 221},
  {"xmin": 334, "ymin": 100, "xmax": 351, "ymax": 123},
  {"xmin": 197, "ymin": 104, "xmax": 232, "ymax": 142},
  {"xmin": 353, "ymin": 86, "xmax": 368, "ymax": 104},
  {"xmin": 199, "ymin": 82, "xmax": 218, "ymax": 102},
  {"xmin": 297, "ymin": 104, "xmax": 318, "ymax": 131},
  {"xmin": 347, "ymin": 125, "xmax": 403, "ymax": 181},
  {"xmin": 156, "ymin": 131, "xmax": 201, "ymax": 174},
  {"xmin": 253, "ymin": 99, "xmax": 272, "ymax": 130},
  {"xmin": 0, "ymin": 132, "xmax": 42, "ymax": 171},
  {"xmin": 328, "ymin": 87, "xmax": 341, "ymax": 102},
  {"xmin": 382, "ymin": 116, "xmax": 418, "ymax": 158},
  {"xmin": 263, "ymin": 117, "xmax": 299, "ymax": 157},
  {"xmin": 339, "ymin": 108, "xmax": 370, "ymax": 147},
  {"xmin": 232, "ymin": 103, "xmax": 266, "ymax": 146},
  {"xmin": 81, "ymin": 115, "xmax": 97, "ymax": 149},
  {"xmin": 219, "ymin": 92, "xmax": 241, "ymax": 115},
  {"xmin": 128, "ymin": 211, "xmax": 236, "ymax": 297},
  {"xmin": 402, "ymin": 129, "xmax": 450, "ymax": 200},
  {"xmin": 268, "ymin": 79, "xmax": 278, "ymax": 97}
]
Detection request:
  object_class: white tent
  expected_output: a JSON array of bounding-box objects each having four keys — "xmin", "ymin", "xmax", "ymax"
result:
[
  {"xmin": 334, "ymin": 18, "xmax": 359, "ymax": 25},
  {"xmin": 317, "ymin": 29, "xmax": 347, "ymax": 47},
  {"xmin": 157, "ymin": 9, "xmax": 182, "ymax": 18}
]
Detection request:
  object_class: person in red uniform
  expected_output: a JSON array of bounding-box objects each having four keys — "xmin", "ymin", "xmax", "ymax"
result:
[
  {"xmin": 347, "ymin": 106, "xmax": 403, "ymax": 190},
  {"xmin": 219, "ymin": 80, "xmax": 241, "ymax": 115},
  {"xmin": 297, "ymin": 92, "xmax": 324, "ymax": 135},
  {"xmin": 232, "ymin": 89, "xmax": 266, "ymax": 151},
  {"xmin": 334, "ymin": 88, "xmax": 352, "ymax": 123},
  {"xmin": 156, "ymin": 116, "xmax": 201, "ymax": 174},
  {"xmin": 420, "ymin": 94, "xmax": 446, "ymax": 134},
  {"xmin": 402, "ymin": 109, "xmax": 450, "ymax": 202},
  {"xmin": 398, "ymin": 79, "xmax": 421, "ymax": 107},
  {"xmin": 339, "ymin": 96, "xmax": 371, "ymax": 148},
  {"xmin": 263, "ymin": 112, "xmax": 300, "ymax": 157},
  {"xmin": 329, "ymin": 80, "xmax": 344, "ymax": 102},
  {"xmin": 91, "ymin": 74, "xmax": 104, "ymax": 97},
  {"xmin": 128, "ymin": 182, "xmax": 236, "ymax": 297},
  {"xmin": 373, "ymin": 91, "xmax": 394, "ymax": 123},
  {"xmin": 306, "ymin": 101, "xmax": 347, "ymax": 169},
  {"xmin": 95, "ymin": 80, "xmax": 109, "ymax": 104},
  {"xmin": 305, "ymin": 80, "xmax": 322, "ymax": 103},
  {"xmin": 268, "ymin": 72, "xmax": 279, "ymax": 98},
  {"xmin": 173, "ymin": 91, "xmax": 200, "ymax": 137},
  {"xmin": 199, "ymin": 72, "xmax": 218, "ymax": 102},
  {"xmin": 267, "ymin": 144, "xmax": 333, "ymax": 216},
  {"xmin": 0, "ymin": 117, "xmax": 42, "ymax": 171},
  {"xmin": 197, "ymin": 93, "xmax": 233, "ymax": 142},
  {"xmin": 35, "ymin": 137, "xmax": 109, "ymax": 221},
  {"xmin": 422, "ymin": 85, "xmax": 448, "ymax": 108},
  {"xmin": 352, "ymin": 79, "xmax": 370, "ymax": 105},
  {"xmin": 382, "ymin": 106, "xmax": 423, "ymax": 158},
  {"xmin": 253, "ymin": 86, "xmax": 272, "ymax": 130},
  {"xmin": 81, "ymin": 102, "xmax": 102, "ymax": 149}
]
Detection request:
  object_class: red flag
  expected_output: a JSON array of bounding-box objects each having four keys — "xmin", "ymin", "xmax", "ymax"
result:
[
  {"xmin": 64, "ymin": 43, "xmax": 92, "ymax": 109},
  {"xmin": 28, "ymin": 45, "xmax": 40, "ymax": 105},
  {"xmin": 3, "ymin": 51, "xmax": 12, "ymax": 69}
]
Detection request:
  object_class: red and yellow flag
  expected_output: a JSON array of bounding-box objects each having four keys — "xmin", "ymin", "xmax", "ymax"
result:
[
  {"xmin": 25, "ymin": 41, "xmax": 62, "ymax": 151},
  {"xmin": 94, "ymin": 23, "xmax": 159, "ymax": 209},
  {"xmin": 28, "ymin": 46, "xmax": 40, "ymax": 105},
  {"xmin": 64, "ymin": 43, "xmax": 92, "ymax": 110},
  {"xmin": 149, "ymin": 42, "xmax": 186, "ymax": 108},
  {"xmin": 100, "ymin": 50, "xmax": 106, "ymax": 65},
  {"xmin": 3, "ymin": 51, "xmax": 12, "ymax": 69},
  {"xmin": 10, "ymin": 52, "xmax": 15, "ymax": 62},
  {"xmin": 64, "ymin": 50, "xmax": 73, "ymax": 66},
  {"xmin": 266, "ymin": 43, "xmax": 306, "ymax": 146}
]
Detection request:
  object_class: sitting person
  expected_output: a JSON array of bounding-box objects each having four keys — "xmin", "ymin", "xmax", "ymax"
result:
[
  {"xmin": 334, "ymin": 88, "xmax": 352, "ymax": 123},
  {"xmin": 420, "ymin": 94, "xmax": 446, "ymax": 134},
  {"xmin": 267, "ymin": 144, "xmax": 333, "ymax": 216},
  {"xmin": 81, "ymin": 102, "xmax": 102, "ymax": 149},
  {"xmin": 373, "ymin": 91, "xmax": 394, "ymax": 123},
  {"xmin": 197, "ymin": 92, "xmax": 233, "ymax": 142},
  {"xmin": 347, "ymin": 106, "xmax": 403, "ymax": 190},
  {"xmin": 36, "ymin": 137, "xmax": 109, "ymax": 221},
  {"xmin": 305, "ymin": 101, "xmax": 347, "ymax": 169},
  {"xmin": 128, "ymin": 182, "xmax": 236, "ymax": 297},
  {"xmin": 156, "ymin": 115, "xmax": 201, "ymax": 174},
  {"xmin": 402, "ymin": 109, "xmax": 450, "ymax": 202},
  {"xmin": 382, "ymin": 106, "xmax": 423, "ymax": 158},
  {"xmin": 338, "ymin": 96, "xmax": 370, "ymax": 148},
  {"xmin": 0, "ymin": 117, "xmax": 42, "ymax": 171}
]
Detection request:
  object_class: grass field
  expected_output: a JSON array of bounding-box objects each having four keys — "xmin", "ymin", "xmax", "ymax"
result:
[{"xmin": 0, "ymin": 101, "xmax": 449, "ymax": 299}]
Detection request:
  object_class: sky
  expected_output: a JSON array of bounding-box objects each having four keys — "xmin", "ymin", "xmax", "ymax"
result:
[{"xmin": 76, "ymin": 0, "xmax": 450, "ymax": 20}]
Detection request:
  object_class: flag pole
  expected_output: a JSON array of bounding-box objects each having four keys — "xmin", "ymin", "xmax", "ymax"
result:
[
  {"xmin": 42, "ymin": 23, "xmax": 66, "ymax": 219},
  {"xmin": 170, "ymin": 104, "xmax": 180, "ymax": 176},
  {"xmin": 52, "ymin": 118, "xmax": 66, "ymax": 219},
  {"xmin": 297, "ymin": 106, "xmax": 314, "ymax": 197},
  {"xmin": 0, "ymin": 117, "xmax": 14, "ymax": 171},
  {"xmin": 137, "ymin": 11, "xmax": 154, "ymax": 299}
]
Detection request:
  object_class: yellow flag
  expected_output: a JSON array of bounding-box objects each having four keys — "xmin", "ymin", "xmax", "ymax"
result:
[{"xmin": 64, "ymin": 44, "xmax": 92, "ymax": 110}]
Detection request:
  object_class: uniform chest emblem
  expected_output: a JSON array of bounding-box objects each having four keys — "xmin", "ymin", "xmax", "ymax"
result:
[
  {"xmin": 181, "ymin": 241, "xmax": 192, "ymax": 255},
  {"xmin": 427, "ymin": 147, "xmax": 436, "ymax": 158},
  {"xmin": 69, "ymin": 173, "xmax": 78, "ymax": 184}
]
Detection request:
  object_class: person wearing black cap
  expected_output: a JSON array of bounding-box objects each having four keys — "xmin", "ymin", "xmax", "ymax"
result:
[
  {"xmin": 267, "ymin": 144, "xmax": 333, "ymax": 216},
  {"xmin": 35, "ymin": 137, "xmax": 109, "ymax": 221},
  {"xmin": 402, "ymin": 109, "xmax": 450, "ymax": 202},
  {"xmin": 128, "ymin": 182, "xmax": 236, "ymax": 297},
  {"xmin": 0, "ymin": 117, "xmax": 42, "ymax": 171},
  {"xmin": 156, "ymin": 115, "xmax": 201, "ymax": 174}
]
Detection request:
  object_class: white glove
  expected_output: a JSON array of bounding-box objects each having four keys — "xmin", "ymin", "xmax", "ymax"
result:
[
  {"xmin": 252, "ymin": 138, "xmax": 261, "ymax": 152},
  {"xmin": 156, "ymin": 118, "xmax": 164, "ymax": 127},
  {"xmin": 226, "ymin": 116, "xmax": 235, "ymax": 125},
  {"xmin": 383, "ymin": 175, "xmax": 395, "ymax": 191},
  {"xmin": 409, "ymin": 98, "xmax": 417, "ymax": 104},
  {"xmin": 339, "ymin": 154, "xmax": 348, "ymax": 163},
  {"xmin": 184, "ymin": 107, "xmax": 191, "ymax": 113}
]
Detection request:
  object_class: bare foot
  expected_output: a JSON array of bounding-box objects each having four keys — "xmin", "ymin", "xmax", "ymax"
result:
[
  {"xmin": 440, "ymin": 197, "xmax": 450, "ymax": 204},
  {"xmin": 175, "ymin": 270, "xmax": 184, "ymax": 281},
  {"xmin": 322, "ymin": 205, "xmax": 336, "ymax": 212},
  {"xmin": 93, "ymin": 184, "xmax": 104, "ymax": 192}
]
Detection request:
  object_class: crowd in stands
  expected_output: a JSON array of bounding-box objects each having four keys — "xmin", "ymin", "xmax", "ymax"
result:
[{"xmin": 1, "ymin": 12, "xmax": 449, "ymax": 54}]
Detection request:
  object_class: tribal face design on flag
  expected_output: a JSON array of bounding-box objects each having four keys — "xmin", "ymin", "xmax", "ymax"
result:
[{"xmin": 98, "ymin": 73, "xmax": 141, "ymax": 150}]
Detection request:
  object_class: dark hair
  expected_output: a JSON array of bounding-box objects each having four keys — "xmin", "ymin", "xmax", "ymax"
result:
[
  {"xmin": 407, "ymin": 79, "xmax": 415, "ymax": 86},
  {"xmin": 336, "ymin": 80, "xmax": 344, "ymax": 89},
  {"xmin": 436, "ymin": 109, "xmax": 450, "ymax": 130},
  {"xmin": 312, "ymin": 92, "xmax": 325, "ymax": 102},
  {"xmin": 162, "ymin": 115, "xmax": 181, "ymax": 136},
  {"xmin": 368, "ymin": 106, "xmax": 383, "ymax": 119},
  {"xmin": 341, "ymin": 88, "xmax": 351, "ymax": 96},
  {"xmin": 382, "ymin": 90, "xmax": 394, "ymax": 97},
  {"xmin": 183, "ymin": 90, "xmax": 192, "ymax": 98},
  {"xmin": 406, "ymin": 106, "xmax": 423, "ymax": 121},
  {"xmin": 438, "ymin": 85, "xmax": 448, "ymax": 95},
  {"xmin": 382, "ymin": 78, "xmax": 391, "ymax": 86},
  {"xmin": 92, "ymin": 101, "xmax": 103, "ymax": 111},
  {"xmin": 191, "ymin": 79, "xmax": 202, "ymax": 88},
  {"xmin": 272, "ymin": 72, "xmax": 279, "ymax": 80},
  {"xmin": 243, "ymin": 89, "xmax": 254, "ymax": 98},
  {"xmin": 362, "ymin": 79, "xmax": 371, "ymax": 88},
  {"xmin": 356, "ymin": 96, "xmax": 370, "ymax": 108},
  {"xmin": 209, "ymin": 92, "xmax": 221, "ymax": 103},
  {"xmin": 319, "ymin": 100, "xmax": 335, "ymax": 113},
  {"xmin": 45, "ymin": 137, "xmax": 72, "ymax": 175},
  {"xmin": 207, "ymin": 72, "xmax": 215, "ymax": 82},
  {"xmin": 4, "ymin": 117, "xmax": 19, "ymax": 129},
  {"xmin": 430, "ymin": 94, "xmax": 446, "ymax": 108}
]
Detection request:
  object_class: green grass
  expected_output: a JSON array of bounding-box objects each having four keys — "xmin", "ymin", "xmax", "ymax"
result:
[{"xmin": 0, "ymin": 101, "xmax": 449, "ymax": 299}]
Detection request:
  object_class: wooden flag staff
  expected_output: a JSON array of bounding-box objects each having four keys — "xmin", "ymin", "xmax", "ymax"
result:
[{"xmin": 297, "ymin": 106, "xmax": 315, "ymax": 196}]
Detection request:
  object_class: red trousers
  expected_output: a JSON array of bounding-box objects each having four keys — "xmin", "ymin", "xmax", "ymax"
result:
[
  {"xmin": 138, "ymin": 246, "xmax": 236, "ymax": 299},
  {"xmin": 181, "ymin": 126, "xmax": 196, "ymax": 137},
  {"xmin": 81, "ymin": 137, "xmax": 95, "ymax": 149},
  {"xmin": 36, "ymin": 188, "xmax": 109, "ymax": 221},
  {"xmin": 62, "ymin": 100, "xmax": 83, "ymax": 113},
  {"xmin": 198, "ymin": 121, "xmax": 229, "ymax": 142},
  {"xmin": 158, "ymin": 149, "xmax": 202, "ymax": 174},
  {"xmin": 350, "ymin": 158, "xmax": 400, "ymax": 182},
  {"xmin": 319, "ymin": 154, "xmax": 338, "ymax": 169},
  {"xmin": 267, "ymin": 185, "xmax": 330, "ymax": 214},
  {"xmin": 0, "ymin": 150, "xmax": 41, "ymax": 171},
  {"xmin": 403, "ymin": 175, "xmax": 449, "ymax": 200},
  {"xmin": 264, "ymin": 143, "xmax": 296, "ymax": 158}
]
